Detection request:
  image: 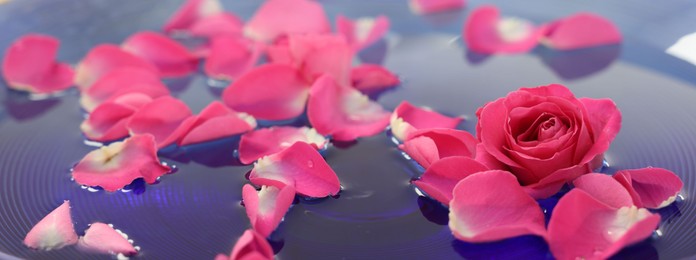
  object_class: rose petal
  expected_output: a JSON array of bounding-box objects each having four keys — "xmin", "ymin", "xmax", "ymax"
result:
[
  {"xmin": 288, "ymin": 34, "xmax": 353, "ymax": 85},
  {"xmin": 163, "ymin": 0, "xmax": 223, "ymax": 33},
  {"xmin": 222, "ymin": 63, "xmax": 309, "ymax": 121},
  {"xmin": 448, "ymin": 170, "xmax": 547, "ymax": 242},
  {"xmin": 244, "ymin": 0, "xmax": 331, "ymax": 42},
  {"xmin": 463, "ymin": 5, "xmax": 543, "ymax": 54},
  {"xmin": 250, "ymin": 142, "xmax": 340, "ymax": 198},
  {"xmin": 80, "ymin": 94, "xmax": 154, "ymax": 142},
  {"xmin": 121, "ymin": 31, "xmax": 198, "ymax": 77},
  {"xmin": 217, "ymin": 229, "xmax": 274, "ymax": 260},
  {"xmin": 350, "ymin": 64, "xmax": 400, "ymax": 92},
  {"xmin": 408, "ymin": 0, "xmax": 465, "ymax": 15},
  {"xmin": 614, "ymin": 168, "xmax": 684, "ymax": 209},
  {"xmin": 573, "ymin": 173, "xmax": 634, "ymax": 209},
  {"xmin": 2, "ymin": 34, "xmax": 74, "ymax": 94},
  {"xmin": 390, "ymin": 101, "xmax": 462, "ymax": 141},
  {"xmin": 242, "ymin": 184, "xmax": 296, "ymax": 237},
  {"xmin": 204, "ymin": 36, "xmax": 262, "ymax": 80},
  {"xmin": 413, "ymin": 156, "xmax": 488, "ymax": 205},
  {"xmin": 265, "ymin": 37, "xmax": 293, "ymax": 65},
  {"xmin": 178, "ymin": 101, "xmax": 257, "ymax": 146},
  {"xmin": 239, "ymin": 126, "xmax": 327, "ymax": 164},
  {"xmin": 78, "ymin": 222, "xmax": 137, "ymax": 256},
  {"xmin": 74, "ymin": 44, "xmax": 159, "ymax": 90},
  {"xmin": 541, "ymin": 13, "xmax": 622, "ymax": 50},
  {"xmin": 72, "ymin": 134, "xmax": 171, "ymax": 191},
  {"xmin": 521, "ymin": 164, "xmax": 587, "ymax": 199},
  {"xmin": 578, "ymin": 97, "xmax": 621, "ymax": 165},
  {"xmin": 79, "ymin": 67, "xmax": 169, "ymax": 112},
  {"xmin": 336, "ymin": 15, "xmax": 390, "ymax": 51},
  {"xmin": 188, "ymin": 12, "xmax": 244, "ymax": 38},
  {"xmin": 547, "ymin": 189, "xmax": 660, "ymax": 260},
  {"xmin": 23, "ymin": 200, "xmax": 78, "ymax": 250},
  {"xmin": 307, "ymin": 74, "xmax": 390, "ymax": 141},
  {"xmin": 127, "ymin": 96, "xmax": 196, "ymax": 148},
  {"xmin": 399, "ymin": 128, "xmax": 478, "ymax": 168}
]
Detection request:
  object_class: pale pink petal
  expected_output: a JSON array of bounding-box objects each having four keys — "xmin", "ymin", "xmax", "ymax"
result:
[
  {"xmin": 614, "ymin": 168, "xmax": 683, "ymax": 209},
  {"xmin": 409, "ymin": 0, "xmax": 465, "ymax": 15},
  {"xmin": 74, "ymin": 44, "xmax": 159, "ymax": 90},
  {"xmin": 127, "ymin": 96, "xmax": 195, "ymax": 148},
  {"xmin": 239, "ymin": 126, "xmax": 327, "ymax": 164},
  {"xmin": 399, "ymin": 128, "xmax": 478, "ymax": 168},
  {"xmin": 548, "ymin": 189, "xmax": 661, "ymax": 260},
  {"xmin": 178, "ymin": 101, "xmax": 257, "ymax": 146},
  {"xmin": 79, "ymin": 67, "xmax": 169, "ymax": 112},
  {"xmin": 222, "ymin": 64, "xmax": 309, "ymax": 121},
  {"xmin": 390, "ymin": 101, "xmax": 462, "ymax": 141},
  {"xmin": 163, "ymin": 0, "xmax": 223, "ymax": 33},
  {"xmin": 463, "ymin": 5, "xmax": 543, "ymax": 54},
  {"xmin": 78, "ymin": 222, "xmax": 137, "ymax": 256},
  {"xmin": 204, "ymin": 36, "xmax": 263, "ymax": 80},
  {"xmin": 307, "ymin": 75, "xmax": 390, "ymax": 141},
  {"xmin": 448, "ymin": 170, "xmax": 546, "ymax": 242},
  {"xmin": 336, "ymin": 15, "xmax": 390, "ymax": 51},
  {"xmin": 350, "ymin": 64, "xmax": 400, "ymax": 92},
  {"xmin": 413, "ymin": 156, "xmax": 488, "ymax": 205},
  {"xmin": 242, "ymin": 184, "xmax": 296, "ymax": 237},
  {"xmin": 23, "ymin": 201, "xmax": 78, "ymax": 250},
  {"xmin": 189, "ymin": 12, "xmax": 244, "ymax": 38},
  {"xmin": 250, "ymin": 142, "xmax": 340, "ymax": 198},
  {"xmin": 2, "ymin": 34, "xmax": 74, "ymax": 94},
  {"xmin": 541, "ymin": 13, "xmax": 622, "ymax": 50},
  {"xmin": 288, "ymin": 34, "xmax": 353, "ymax": 85},
  {"xmin": 121, "ymin": 31, "xmax": 198, "ymax": 77},
  {"xmin": 220, "ymin": 229, "xmax": 274, "ymax": 260},
  {"xmin": 244, "ymin": 0, "xmax": 331, "ymax": 42},
  {"xmin": 573, "ymin": 173, "xmax": 634, "ymax": 209},
  {"xmin": 72, "ymin": 134, "xmax": 171, "ymax": 191}
]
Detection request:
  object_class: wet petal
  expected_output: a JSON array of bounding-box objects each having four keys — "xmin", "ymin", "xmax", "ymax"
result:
[
  {"xmin": 2, "ymin": 34, "xmax": 74, "ymax": 94},
  {"xmin": 399, "ymin": 128, "xmax": 478, "ymax": 168},
  {"xmin": 127, "ymin": 96, "xmax": 195, "ymax": 148},
  {"xmin": 250, "ymin": 142, "xmax": 340, "ymax": 198},
  {"xmin": 463, "ymin": 5, "xmax": 543, "ymax": 54},
  {"xmin": 122, "ymin": 31, "xmax": 199, "ymax": 77},
  {"xmin": 336, "ymin": 15, "xmax": 390, "ymax": 51},
  {"xmin": 288, "ymin": 34, "xmax": 353, "ymax": 85},
  {"xmin": 80, "ymin": 67, "xmax": 169, "ymax": 112},
  {"xmin": 163, "ymin": 0, "xmax": 223, "ymax": 33},
  {"xmin": 189, "ymin": 12, "xmax": 244, "ymax": 38},
  {"xmin": 573, "ymin": 173, "xmax": 634, "ymax": 209},
  {"xmin": 179, "ymin": 101, "xmax": 257, "ymax": 146},
  {"xmin": 81, "ymin": 94, "xmax": 154, "ymax": 142},
  {"xmin": 390, "ymin": 101, "xmax": 462, "ymax": 141},
  {"xmin": 204, "ymin": 36, "xmax": 263, "ymax": 80},
  {"xmin": 222, "ymin": 64, "xmax": 309, "ymax": 121},
  {"xmin": 448, "ymin": 170, "xmax": 547, "ymax": 242},
  {"xmin": 413, "ymin": 156, "xmax": 488, "ymax": 205},
  {"xmin": 72, "ymin": 134, "xmax": 171, "ymax": 191},
  {"xmin": 239, "ymin": 126, "xmax": 327, "ymax": 164},
  {"xmin": 244, "ymin": 0, "xmax": 331, "ymax": 42},
  {"xmin": 217, "ymin": 229, "xmax": 274, "ymax": 260},
  {"xmin": 74, "ymin": 44, "xmax": 159, "ymax": 90},
  {"xmin": 350, "ymin": 64, "xmax": 400, "ymax": 92},
  {"xmin": 23, "ymin": 201, "xmax": 78, "ymax": 250},
  {"xmin": 541, "ymin": 13, "xmax": 622, "ymax": 50},
  {"xmin": 78, "ymin": 222, "xmax": 137, "ymax": 256},
  {"xmin": 614, "ymin": 168, "xmax": 683, "ymax": 209},
  {"xmin": 547, "ymin": 189, "xmax": 661, "ymax": 260},
  {"xmin": 242, "ymin": 184, "xmax": 296, "ymax": 237},
  {"xmin": 409, "ymin": 0, "xmax": 465, "ymax": 15}
]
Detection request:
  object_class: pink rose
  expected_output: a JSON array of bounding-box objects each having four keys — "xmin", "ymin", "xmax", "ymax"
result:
[{"xmin": 475, "ymin": 84, "xmax": 621, "ymax": 199}]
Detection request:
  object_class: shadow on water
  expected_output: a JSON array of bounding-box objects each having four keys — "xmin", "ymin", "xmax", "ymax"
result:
[
  {"xmin": 358, "ymin": 39, "xmax": 388, "ymax": 65},
  {"xmin": 3, "ymin": 89, "xmax": 62, "ymax": 121},
  {"xmin": 159, "ymin": 136, "xmax": 245, "ymax": 168},
  {"xmin": 534, "ymin": 44, "xmax": 621, "ymax": 81},
  {"xmin": 416, "ymin": 196, "xmax": 449, "ymax": 225},
  {"xmin": 464, "ymin": 49, "xmax": 491, "ymax": 65},
  {"xmin": 452, "ymin": 235, "xmax": 552, "ymax": 259}
]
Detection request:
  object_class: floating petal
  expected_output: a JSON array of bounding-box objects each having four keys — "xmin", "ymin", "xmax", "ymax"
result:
[
  {"xmin": 179, "ymin": 101, "xmax": 256, "ymax": 146},
  {"xmin": 239, "ymin": 126, "xmax": 327, "ymax": 164},
  {"xmin": 413, "ymin": 156, "xmax": 488, "ymax": 205},
  {"xmin": 350, "ymin": 64, "xmax": 400, "ymax": 92},
  {"xmin": 122, "ymin": 31, "xmax": 198, "ymax": 77},
  {"xmin": 204, "ymin": 36, "xmax": 262, "ymax": 80},
  {"xmin": 390, "ymin": 101, "xmax": 462, "ymax": 141},
  {"xmin": 244, "ymin": 0, "xmax": 331, "ymax": 42},
  {"xmin": 336, "ymin": 15, "xmax": 390, "ymax": 51},
  {"xmin": 409, "ymin": 0, "xmax": 465, "ymax": 15},
  {"xmin": 399, "ymin": 128, "xmax": 478, "ymax": 168},
  {"xmin": 573, "ymin": 173, "xmax": 633, "ymax": 209},
  {"xmin": 463, "ymin": 5, "xmax": 543, "ymax": 54},
  {"xmin": 127, "ymin": 96, "xmax": 196, "ymax": 148},
  {"xmin": 81, "ymin": 93, "xmax": 154, "ymax": 142},
  {"xmin": 80, "ymin": 67, "xmax": 169, "ymax": 112},
  {"xmin": 78, "ymin": 222, "xmax": 137, "ymax": 256},
  {"xmin": 614, "ymin": 168, "xmax": 684, "ymax": 209},
  {"xmin": 541, "ymin": 13, "xmax": 622, "ymax": 50},
  {"xmin": 163, "ymin": 0, "xmax": 223, "ymax": 33},
  {"xmin": 242, "ymin": 184, "xmax": 296, "ymax": 237},
  {"xmin": 288, "ymin": 34, "xmax": 353, "ymax": 85},
  {"xmin": 2, "ymin": 34, "xmax": 74, "ymax": 94},
  {"xmin": 23, "ymin": 201, "xmax": 78, "ymax": 250},
  {"xmin": 217, "ymin": 229, "xmax": 274, "ymax": 260},
  {"xmin": 74, "ymin": 44, "xmax": 158, "ymax": 90}
]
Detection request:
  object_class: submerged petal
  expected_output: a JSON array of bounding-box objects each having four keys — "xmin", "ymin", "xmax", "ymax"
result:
[
  {"xmin": 127, "ymin": 96, "xmax": 195, "ymax": 148},
  {"xmin": 78, "ymin": 222, "xmax": 137, "ymax": 256},
  {"xmin": 179, "ymin": 101, "xmax": 257, "ymax": 146},
  {"xmin": 204, "ymin": 36, "xmax": 262, "ymax": 80},
  {"xmin": 244, "ymin": 0, "xmax": 331, "ymax": 42},
  {"xmin": 390, "ymin": 101, "xmax": 462, "ymax": 141},
  {"xmin": 122, "ymin": 31, "xmax": 198, "ymax": 77},
  {"xmin": 350, "ymin": 64, "xmax": 400, "ymax": 92},
  {"xmin": 413, "ymin": 156, "xmax": 488, "ymax": 205},
  {"xmin": 463, "ymin": 5, "xmax": 542, "ymax": 54},
  {"xmin": 399, "ymin": 128, "xmax": 478, "ymax": 168},
  {"xmin": 409, "ymin": 0, "xmax": 465, "ymax": 15},
  {"xmin": 23, "ymin": 201, "xmax": 78, "ymax": 250},
  {"xmin": 614, "ymin": 168, "xmax": 683, "ymax": 209},
  {"xmin": 541, "ymin": 13, "xmax": 622, "ymax": 50},
  {"xmin": 242, "ymin": 184, "xmax": 296, "ymax": 237},
  {"xmin": 2, "ymin": 34, "xmax": 74, "ymax": 94},
  {"xmin": 239, "ymin": 126, "xmax": 327, "ymax": 164},
  {"xmin": 80, "ymin": 67, "xmax": 169, "ymax": 112},
  {"xmin": 163, "ymin": 0, "xmax": 223, "ymax": 33},
  {"xmin": 336, "ymin": 15, "xmax": 390, "ymax": 51},
  {"xmin": 74, "ymin": 44, "xmax": 158, "ymax": 90}
]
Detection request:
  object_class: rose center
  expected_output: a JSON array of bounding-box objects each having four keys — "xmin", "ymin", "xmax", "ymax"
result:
[{"xmin": 537, "ymin": 116, "xmax": 567, "ymax": 141}]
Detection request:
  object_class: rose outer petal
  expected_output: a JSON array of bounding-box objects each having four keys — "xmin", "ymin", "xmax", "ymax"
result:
[
  {"xmin": 409, "ymin": 0, "xmax": 465, "ymax": 15},
  {"xmin": 23, "ymin": 200, "xmax": 78, "ymax": 251},
  {"xmin": 217, "ymin": 229, "xmax": 274, "ymax": 260},
  {"xmin": 2, "ymin": 34, "xmax": 74, "ymax": 94},
  {"xmin": 163, "ymin": 0, "xmax": 223, "ymax": 33},
  {"xmin": 178, "ymin": 101, "xmax": 257, "ymax": 146},
  {"xmin": 541, "ymin": 13, "xmax": 622, "ymax": 50},
  {"xmin": 573, "ymin": 173, "xmax": 634, "ymax": 209},
  {"xmin": 463, "ymin": 5, "xmax": 543, "ymax": 54},
  {"xmin": 400, "ymin": 128, "xmax": 478, "ymax": 169},
  {"xmin": 122, "ymin": 31, "xmax": 199, "ymax": 77},
  {"xmin": 614, "ymin": 168, "xmax": 684, "ymax": 209},
  {"xmin": 242, "ymin": 184, "xmax": 296, "ymax": 237},
  {"xmin": 390, "ymin": 101, "xmax": 462, "ymax": 141},
  {"xmin": 74, "ymin": 44, "xmax": 159, "ymax": 90},
  {"xmin": 78, "ymin": 222, "xmax": 137, "ymax": 256},
  {"xmin": 80, "ymin": 67, "xmax": 169, "ymax": 112},
  {"xmin": 127, "ymin": 96, "xmax": 196, "ymax": 148},
  {"xmin": 336, "ymin": 15, "xmax": 390, "ymax": 51},
  {"xmin": 239, "ymin": 126, "xmax": 327, "ymax": 164},
  {"xmin": 244, "ymin": 0, "xmax": 331, "ymax": 42},
  {"xmin": 350, "ymin": 64, "xmax": 400, "ymax": 92},
  {"xmin": 204, "ymin": 36, "xmax": 262, "ymax": 81},
  {"xmin": 413, "ymin": 156, "xmax": 488, "ymax": 205}
]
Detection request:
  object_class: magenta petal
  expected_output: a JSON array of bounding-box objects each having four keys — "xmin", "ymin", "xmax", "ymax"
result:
[
  {"xmin": 78, "ymin": 222, "xmax": 137, "ymax": 256},
  {"xmin": 336, "ymin": 15, "xmax": 390, "ymax": 51},
  {"xmin": 350, "ymin": 64, "xmax": 400, "ymax": 92},
  {"xmin": 573, "ymin": 173, "xmax": 634, "ymax": 209},
  {"xmin": 399, "ymin": 128, "xmax": 478, "ymax": 168},
  {"xmin": 250, "ymin": 142, "xmax": 340, "ymax": 198},
  {"xmin": 221, "ymin": 229, "xmax": 274, "ymax": 260},
  {"xmin": 239, "ymin": 126, "xmax": 327, "ymax": 164},
  {"xmin": 204, "ymin": 36, "xmax": 262, "ymax": 80},
  {"xmin": 541, "ymin": 13, "xmax": 622, "ymax": 50},
  {"xmin": 413, "ymin": 156, "xmax": 488, "ymax": 205},
  {"xmin": 80, "ymin": 67, "xmax": 169, "ymax": 112},
  {"xmin": 222, "ymin": 64, "xmax": 310, "ymax": 121},
  {"xmin": 242, "ymin": 184, "xmax": 296, "ymax": 237},
  {"xmin": 75, "ymin": 44, "xmax": 159, "ymax": 90},
  {"xmin": 548, "ymin": 189, "xmax": 661, "ymax": 260},
  {"xmin": 307, "ymin": 75, "xmax": 390, "ymax": 141},
  {"xmin": 127, "ymin": 96, "xmax": 195, "ymax": 148},
  {"xmin": 409, "ymin": 0, "xmax": 465, "ymax": 15},
  {"xmin": 463, "ymin": 5, "xmax": 543, "ymax": 54},
  {"xmin": 23, "ymin": 200, "xmax": 78, "ymax": 250},
  {"xmin": 189, "ymin": 13, "xmax": 244, "ymax": 38},
  {"xmin": 121, "ymin": 31, "xmax": 198, "ymax": 77},
  {"xmin": 2, "ymin": 34, "xmax": 74, "ymax": 94},
  {"xmin": 448, "ymin": 170, "xmax": 546, "ymax": 242},
  {"xmin": 163, "ymin": 0, "xmax": 222, "ymax": 33},
  {"xmin": 390, "ymin": 101, "xmax": 462, "ymax": 141},
  {"xmin": 244, "ymin": 0, "xmax": 331, "ymax": 42},
  {"xmin": 614, "ymin": 168, "xmax": 683, "ymax": 209},
  {"xmin": 179, "ymin": 101, "xmax": 257, "ymax": 146},
  {"xmin": 80, "ymin": 94, "xmax": 153, "ymax": 142},
  {"xmin": 288, "ymin": 34, "xmax": 354, "ymax": 85},
  {"xmin": 265, "ymin": 37, "xmax": 293, "ymax": 65}
]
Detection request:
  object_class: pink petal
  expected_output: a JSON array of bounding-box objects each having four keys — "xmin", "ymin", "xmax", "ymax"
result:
[
  {"xmin": 448, "ymin": 170, "xmax": 546, "ymax": 242},
  {"xmin": 350, "ymin": 64, "xmax": 400, "ymax": 92},
  {"xmin": 413, "ymin": 156, "xmax": 488, "ymax": 205},
  {"xmin": 80, "ymin": 94, "xmax": 154, "ymax": 142},
  {"xmin": 23, "ymin": 200, "xmax": 78, "ymax": 250},
  {"xmin": 249, "ymin": 142, "xmax": 340, "ymax": 198},
  {"xmin": 219, "ymin": 229, "xmax": 274, "ymax": 260},
  {"xmin": 222, "ymin": 64, "xmax": 309, "ymax": 121},
  {"xmin": 74, "ymin": 44, "xmax": 159, "ymax": 90},
  {"xmin": 541, "ymin": 13, "xmax": 622, "ymax": 50},
  {"xmin": 614, "ymin": 168, "xmax": 683, "ymax": 209},
  {"xmin": 547, "ymin": 189, "xmax": 661, "ymax": 260},
  {"xmin": 265, "ymin": 37, "xmax": 293, "ymax": 65},
  {"xmin": 408, "ymin": 0, "xmax": 465, "ymax": 15},
  {"xmin": 390, "ymin": 101, "xmax": 462, "ymax": 141},
  {"xmin": 399, "ymin": 128, "xmax": 478, "ymax": 168},
  {"xmin": 463, "ymin": 5, "xmax": 543, "ymax": 54},
  {"xmin": 2, "ymin": 34, "xmax": 74, "ymax": 94},
  {"xmin": 79, "ymin": 67, "xmax": 169, "ymax": 112},
  {"xmin": 178, "ymin": 101, "xmax": 257, "ymax": 146},
  {"xmin": 572, "ymin": 173, "xmax": 634, "ymax": 209},
  {"xmin": 72, "ymin": 134, "xmax": 171, "ymax": 191},
  {"xmin": 204, "ymin": 36, "xmax": 262, "ymax": 80},
  {"xmin": 163, "ymin": 0, "xmax": 223, "ymax": 33},
  {"xmin": 127, "ymin": 96, "xmax": 196, "ymax": 148},
  {"xmin": 238, "ymin": 126, "xmax": 327, "ymax": 164},
  {"xmin": 78, "ymin": 222, "xmax": 137, "ymax": 256},
  {"xmin": 244, "ymin": 0, "xmax": 331, "ymax": 42},
  {"xmin": 121, "ymin": 31, "xmax": 199, "ymax": 77},
  {"xmin": 577, "ymin": 97, "xmax": 622, "ymax": 166},
  {"xmin": 189, "ymin": 12, "xmax": 244, "ymax": 38},
  {"xmin": 336, "ymin": 15, "xmax": 390, "ymax": 51},
  {"xmin": 242, "ymin": 184, "xmax": 296, "ymax": 237},
  {"xmin": 288, "ymin": 34, "xmax": 354, "ymax": 85}
]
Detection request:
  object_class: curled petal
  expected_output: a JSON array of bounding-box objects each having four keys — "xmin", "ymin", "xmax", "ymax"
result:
[
  {"xmin": 2, "ymin": 34, "xmax": 74, "ymax": 94},
  {"xmin": 350, "ymin": 64, "xmax": 400, "ymax": 92},
  {"xmin": 204, "ymin": 36, "xmax": 263, "ymax": 80},
  {"xmin": 288, "ymin": 34, "xmax": 353, "ymax": 85},
  {"xmin": 244, "ymin": 0, "xmax": 331, "ymax": 42},
  {"xmin": 548, "ymin": 189, "xmax": 660, "ymax": 260},
  {"xmin": 390, "ymin": 101, "xmax": 462, "ymax": 141},
  {"xmin": 308, "ymin": 75, "xmax": 390, "ymax": 141},
  {"xmin": 23, "ymin": 201, "xmax": 78, "ymax": 250},
  {"xmin": 614, "ymin": 168, "xmax": 683, "ymax": 209},
  {"xmin": 250, "ymin": 142, "xmax": 340, "ymax": 198},
  {"xmin": 463, "ymin": 5, "xmax": 543, "ymax": 54},
  {"xmin": 217, "ymin": 229, "xmax": 274, "ymax": 260},
  {"xmin": 72, "ymin": 134, "xmax": 171, "ymax": 191},
  {"xmin": 81, "ymin": 94, "xmax": 154, "ymax": 142},
  {"xmin": 78, "ymin": 222, "xmax": 137, "ymax": 256},
  {"xmin": 409, "ymin": 0, "xmax": 465, "ymax": 15},
  {"xmin": 242, "ymin": 184, "xmax": 296, "ymax": 237},
  {"xmin": 222, "ymin": 64, "xmax": 309, "ymax": 121},
  {"xmin": 336, "ymin": 15, "xmax": 390, "ymax": 51},
  {"xmin": 399, "ymin": 128, "xmax": 478, "ymax": 168},
  {"xmin": 413, "ymin": 156, "xmax": 488, "ymax": 205},
  {"xmin": 163, "ymin": 0, "xmax": 223, "ymax": 33},
  {"xmin": 573, "ymin": 173, "xmax": 634, "ymax": 209},
  {"xmin": 75, "ymin": 44, "xmax": 158, "ymax": 90},
  {"xmin": 189, "ymin": 12, "xmax": 244, "ymax": 38},
  {"xmin": 239, "ymin": 126, "xmax": 327, "ymax": 164},
  {"xmin": 179, "ymin": 101, "xmax": 257, "ymax": 146},
  {"xmin": 80, "ymin": 67, "xmax": 169, "ymax": 112},
  {"xmin": 127, "ymin": 96, "xmax": 195, "ymax": 148},
  {"xmin": 541, "ymin": 13, "xmax": 622, "ymax": 50},
  {"xmin": 448, "ymin": 170, "xmax": 547, "ymax": 242},
  {"xmin": 122, "ymin": 31, "xmax": 198, "ymax": 77}
]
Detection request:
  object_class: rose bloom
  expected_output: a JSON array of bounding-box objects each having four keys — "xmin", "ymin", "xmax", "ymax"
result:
[{"xmin": 475, "ymin": 84, "xmax": 621, "ymax": 199}]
